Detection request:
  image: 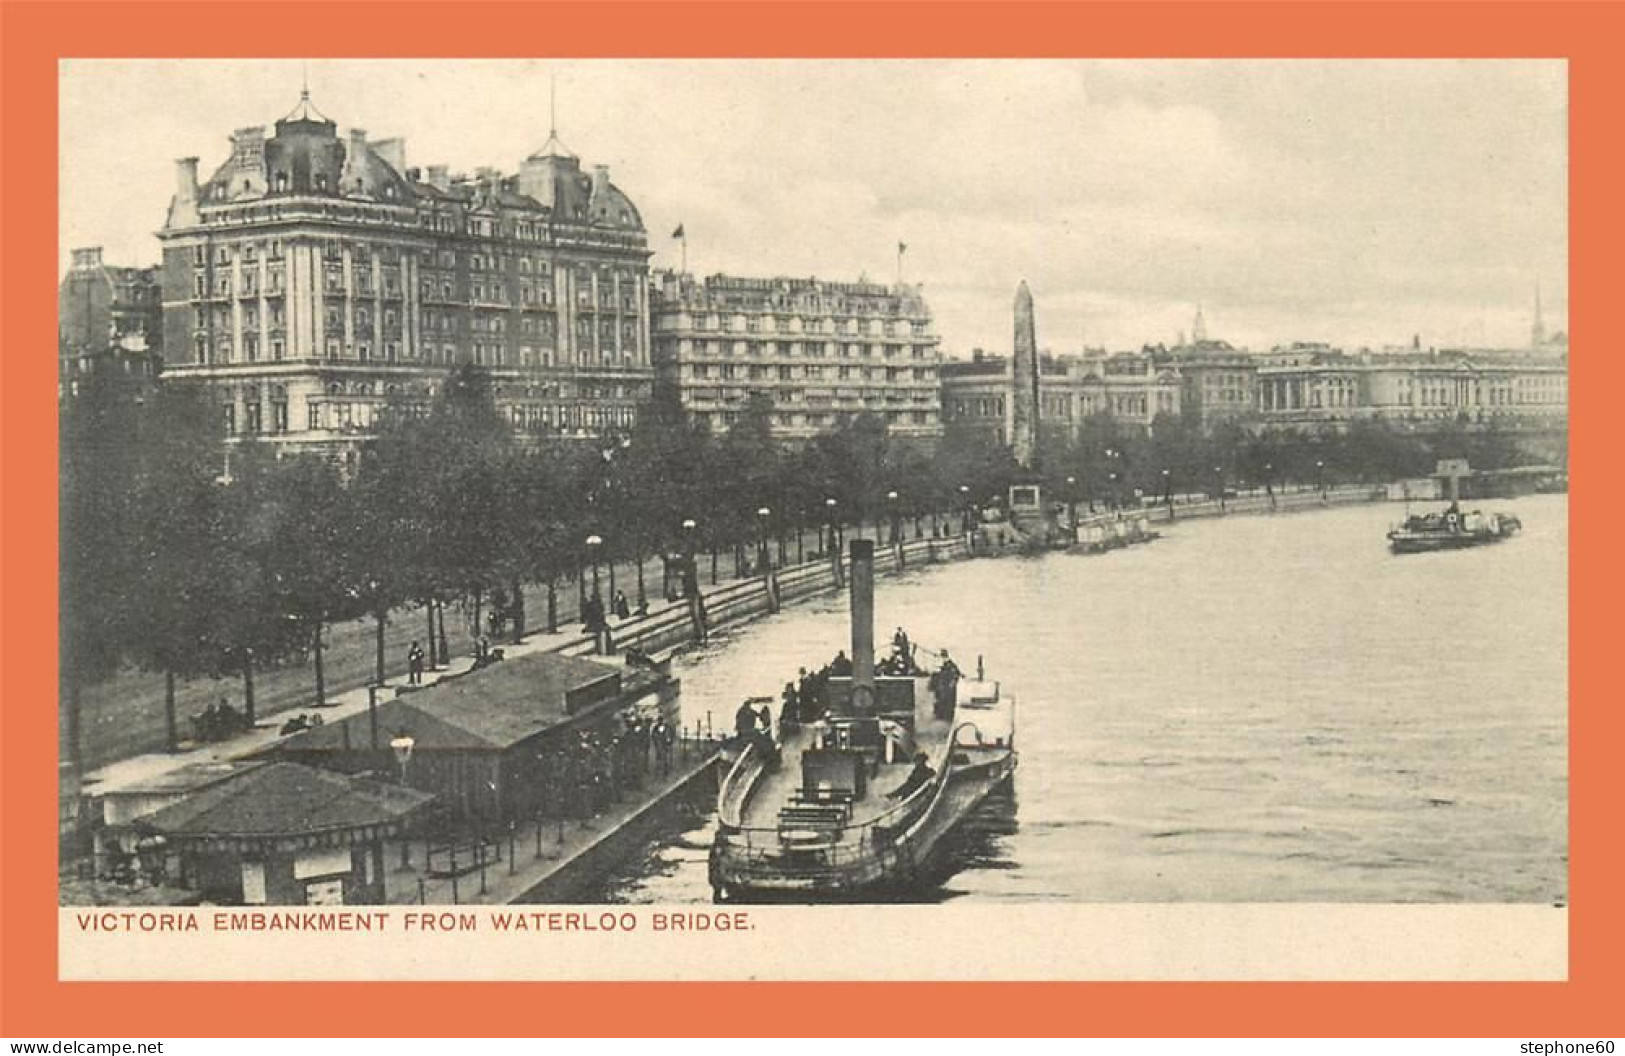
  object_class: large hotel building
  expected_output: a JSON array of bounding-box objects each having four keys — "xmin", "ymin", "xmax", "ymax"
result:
[
  {"xmin": 650, "ymin": 271, "xmax": 943, "ymax": 441},
  {"xmin": 156, "ymin": 95, "xmax": 652, "ymax": 460}
]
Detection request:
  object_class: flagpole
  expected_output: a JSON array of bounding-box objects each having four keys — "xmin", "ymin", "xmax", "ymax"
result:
[{"xmin": 682, "ymin": 234, "xmax": 688, "ymax": 276}]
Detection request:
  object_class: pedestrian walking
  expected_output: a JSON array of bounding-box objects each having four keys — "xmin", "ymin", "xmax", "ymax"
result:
[{"xmin": 407, "ymin": 641, "xmax": 425, "ymax": 685}]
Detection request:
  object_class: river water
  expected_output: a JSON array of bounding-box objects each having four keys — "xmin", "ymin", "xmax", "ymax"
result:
[{"xmin": 588, "ymin": 495, "xmax": 1568, "ymax": 904}]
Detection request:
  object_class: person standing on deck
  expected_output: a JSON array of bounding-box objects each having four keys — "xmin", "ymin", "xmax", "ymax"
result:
[
  {"xmin": 888, "ymin": 753, "xmax": 936, "ymax": 800},
  {"xmin": 735, "ymin": 699, "xmax": 759, "ymax": 741}
]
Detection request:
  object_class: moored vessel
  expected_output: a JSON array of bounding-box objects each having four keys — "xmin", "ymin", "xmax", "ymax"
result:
[
  {"xmin": 1387, "ymin": 501, "xmax": 1521, "ymax": 554},
  {"xmin": 708, "ymin": 539, "xmax": 1017, "ymax": 902}
]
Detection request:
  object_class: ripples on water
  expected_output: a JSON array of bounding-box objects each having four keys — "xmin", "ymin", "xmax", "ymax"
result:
[{"xmin": 587, "ymin": 496, "xmax": 1568, "ymax": 905}]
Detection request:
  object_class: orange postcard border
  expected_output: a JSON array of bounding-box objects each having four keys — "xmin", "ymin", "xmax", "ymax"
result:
[{"xmin": 2, "ymin": 0, "xmax": 1616, "ymax": 1038}]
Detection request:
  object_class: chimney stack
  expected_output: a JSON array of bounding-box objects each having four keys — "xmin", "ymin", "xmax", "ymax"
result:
[
  {"xmin": 426, "ymin": 165, "xmax": 449, "ymax": 191},
  {"xmin": 167, "ymin": 157, "xmax": 202, "ymax": 227},
  {"xmin": 849, "ymin": 539, "xmax": 876, "ymax": 710},
  {"xmin": 175, "ymin": 157, "xmax": 199, "ymax": 201},
  {"xmin": 371, "ymin": 137, "xmax": 406, "ymax": 175}
]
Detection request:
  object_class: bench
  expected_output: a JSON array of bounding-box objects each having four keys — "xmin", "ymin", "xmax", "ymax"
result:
[
  {"xmin": 791, "ymin": 787, "xmax": 855, "ymax": 807},
  {"xmin": 777, "ymin": 803, "xmax": 849, "ymax": 832}
]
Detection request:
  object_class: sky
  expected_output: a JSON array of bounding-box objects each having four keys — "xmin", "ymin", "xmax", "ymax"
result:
[{"xmin": 59, "ymin": 59, "xmax": 1567, "ymax": 356}]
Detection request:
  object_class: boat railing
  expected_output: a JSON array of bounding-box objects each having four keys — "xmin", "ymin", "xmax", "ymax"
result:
[
  {"xmin": 712, "ymin": 739, "xmax": 959, "ymax": 869},
  {"xmin": 716, "ymin": 739, "xmax": 767, "ymax": 829}
]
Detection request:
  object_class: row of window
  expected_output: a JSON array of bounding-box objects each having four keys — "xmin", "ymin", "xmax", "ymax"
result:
[
  {"xmin": 196, "ymin": 304, "xmax": 635, "ymax": 344},
  {"xmin": 677, "ymin": 340, "xmax": 935, "ymax": 361},
  {"xmin": 677, "ymin": 314, "xmax": 930, "ymax": 337},
  {"xmin": 693, "ymin": 409, "xmax": 934, "ymax": 430},
  {"xmin": 686, "ymin": 363, "xmax": 935, "ymax": 382},
  {"xmin": 196, "ymin": 241, "xmax": 642, "ymax": 286}
]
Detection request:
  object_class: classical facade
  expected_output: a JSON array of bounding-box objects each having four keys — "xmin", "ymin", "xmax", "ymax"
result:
[
  {"xmin": 941, "ymin": 348, "xmax": 1182, "ymax": 444},
  {"xmin": 649, "ymin": 270, "xmax": 942, "ymax": 440},
  {"xmin": 1255, "ymin": 343, "xmax": 1568, "ymax": 430},
  {"xmin": 1149, "ymin": 340, "xmax": 1258, "ymax": 426},
  {"xmin": 156, "ymin": 95, "xmax": 652, "ymax": 461},
  {"xmin": 59, "ymin": 247, "xmax": 162, "ymax": 396}
]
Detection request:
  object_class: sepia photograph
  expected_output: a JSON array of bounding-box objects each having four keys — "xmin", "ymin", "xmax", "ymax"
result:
[{"xmin": 53, "ymin": 56, "xmax": 1567, "ymax": 978}]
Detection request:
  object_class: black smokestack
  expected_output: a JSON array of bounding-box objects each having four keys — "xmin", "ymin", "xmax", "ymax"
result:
[{"xmin": 849, "ymin": 539, "xmax": 875, "ymax": 709}]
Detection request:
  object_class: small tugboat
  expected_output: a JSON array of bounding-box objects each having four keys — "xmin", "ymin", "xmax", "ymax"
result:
[
  {"xmin": 1387, "ymin": 500, "xmax": 1521, "ymax": 554},
  {"xmin": 708, "ymin": 539, "xmax": 1017, "ymax": 902}
]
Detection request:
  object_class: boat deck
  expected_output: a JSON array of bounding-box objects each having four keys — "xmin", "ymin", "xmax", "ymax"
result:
[{"xmin": 739, "ymin": 679, "xmax": 951, "ymax": 831}]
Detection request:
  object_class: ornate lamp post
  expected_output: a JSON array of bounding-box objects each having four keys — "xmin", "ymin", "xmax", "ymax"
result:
[
  {"xmin": 756, "ymin": 507, "xmax": 771, "ymax": 573},
  {"xmin": 1316, "ymin": 459, "xmax": 1326, "ymax": 498},
  {"xmin": 1264, "ymin": 461, "xmax": 1277, "ymax": 510},
  {"xmin": 1214, "ymin": 466, "xmax": 1226, "ymax": 513},
  {"xmin": 885, "ymin": 490, "xmax": 900, "ymax": 544},
  {"xmin": 957, "ymin": 485, "xmax": 971, "ymax": 532},
  {"xmin": 825, "ymin": 497, "xmax": 839, "ymax": 554},
  {"xmin": 1065, "ymin": 475, "xmax": 1078, "ymax": 529},
  {"xmin": 1162, "ymin": 468, "xmax": 1173, "ymax": 517}
]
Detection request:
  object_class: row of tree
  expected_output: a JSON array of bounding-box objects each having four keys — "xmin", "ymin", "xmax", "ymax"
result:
[{"xmin": 60, "ymin": 366, "xmax": 1548, "ymax": 763}]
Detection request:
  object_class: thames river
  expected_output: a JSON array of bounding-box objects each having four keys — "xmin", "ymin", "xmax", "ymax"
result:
[{"xmin": 588, "ymin": 495, "xmax": 1568, "ymax": 904}]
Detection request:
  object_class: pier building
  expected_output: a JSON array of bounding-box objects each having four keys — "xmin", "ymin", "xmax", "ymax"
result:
[{"xmin": 274, "ymin": 650, "xmax": 677, "ymax": 823}]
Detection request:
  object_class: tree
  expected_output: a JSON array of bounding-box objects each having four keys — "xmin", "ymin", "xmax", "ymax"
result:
[
  {"xmin": 122, "ymin": 383, "xmax": 238, "ymax": 751},
  {"xmin": 251, "ymin": 455, "xmax": 349, "ymax": 708},
  {"xmin": 59, "ymin": 371, "xmax": 147, "ymax": 765}
]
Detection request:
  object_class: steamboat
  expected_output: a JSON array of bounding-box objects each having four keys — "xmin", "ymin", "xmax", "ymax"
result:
[
  {"xmin": 1387, "ymin": 501, "xmax": 1521, "ymax": 554},
  {"xmin": 708, "ymin": 539, "xmax": 1017, "ymax": 902}
]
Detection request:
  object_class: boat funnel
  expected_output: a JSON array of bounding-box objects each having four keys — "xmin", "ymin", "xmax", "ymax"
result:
[{"xmin": 849, "ymin": 538, "xmax": 876, "ymax": 710}]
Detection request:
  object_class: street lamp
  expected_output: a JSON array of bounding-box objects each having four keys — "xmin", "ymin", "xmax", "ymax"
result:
[
  {"xmin": 390, "ymin": 732, "xmax": 416, "ymax": 868},
  {"xmin": 585, "ymin": 534, "xmax": 603, "ymax": 599},
  {"xmin": 390, "ymin": 733, "xmax": 416, "ymax": 784},
  {"xmin": 1064, "ymin": 475, "xmax": 1078, "ymax": 528},
  {"xmin": 885, "ymin": 490, "xmax": 900, "ymax": 544},
  {"xmin": 756, "ymin": 507, "xmax": 771, "ymax": 573},
  {"xmin": 1316, "ymin": 459, "xmax": 1326, "ymax": 497},
  {"xmin": 1264, "ymin": 462, "xmax": 1277, "ymax": 510},
  {"xmin": 681, "ymin": 519, "xmax": 697, "ymax": 598},
  {"xmin": 825, "ymin": 497, "xmax": 840, "ymax": 554},
  {"xmin": 1214, "ymin": 465, "xmax": 1226, "ymax": 512}
]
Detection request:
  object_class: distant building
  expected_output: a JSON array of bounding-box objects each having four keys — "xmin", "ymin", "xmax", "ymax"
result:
[
  {"xmin": 941, "ymin": 348, "xmax": 1181, "ymax": 444},
  {"xmin": 943, "ymin": 281, "xmax": 1181, "ymax": 448},
  {"xmin": 650, "ymin": 270, "xmax": 943, "ymax": 441},
  {"xmin": 1256, "ymin": 343, "xmax": 1568, "ymax": 430},
  {"xmin": 58, "ymin": 247, "xmax": 162, "ymax": 396},
  {"xmin": 1150, "ymin": 339, "xmax": 1258, "ymax": 426},
  {"xmin": 156, "ymin": 92, "xmax": 652, "ymax": 462}
]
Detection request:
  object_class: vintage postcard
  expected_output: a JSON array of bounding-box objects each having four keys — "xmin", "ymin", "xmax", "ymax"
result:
[{"xmin": 47, "ymin": 51, "xmax": 1569, "ymax": 989}]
